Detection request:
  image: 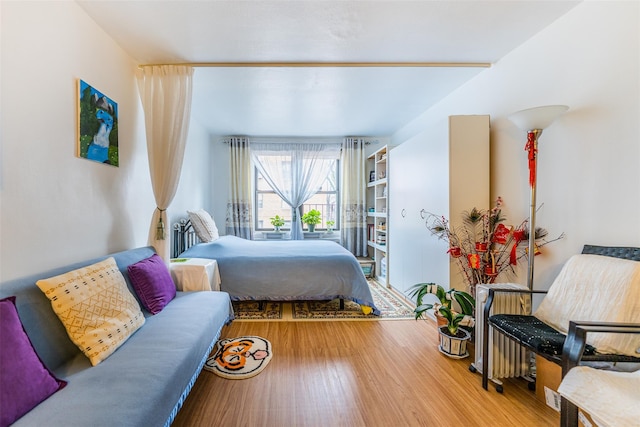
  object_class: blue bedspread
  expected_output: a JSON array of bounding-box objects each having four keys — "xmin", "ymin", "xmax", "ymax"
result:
[{"xmin": 181, "ymin": 236, "xmax": 379, "ymax": 315}]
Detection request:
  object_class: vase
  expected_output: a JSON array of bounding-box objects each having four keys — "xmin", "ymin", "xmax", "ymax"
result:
[
  {"xmin": 274, "ymin": 226, "xmax": 281, "ymax": 232},
  {"xmin": 437, "ymin": 325, "xmax": 471, "ymax": 359}
]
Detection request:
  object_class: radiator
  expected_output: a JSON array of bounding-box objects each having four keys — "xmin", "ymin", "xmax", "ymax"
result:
[{"xmin": 474, "ymin": 283, "xmax": 531, "ymax": 380}]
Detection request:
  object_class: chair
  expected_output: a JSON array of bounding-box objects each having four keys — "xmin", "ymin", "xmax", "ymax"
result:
[
  {"xmin": 481, "ymin": 245, "xmax": 640, "ymax": 392},
  {"xmin": 558, "ymin": 321, "xmax": 640, "ymax": 427}
]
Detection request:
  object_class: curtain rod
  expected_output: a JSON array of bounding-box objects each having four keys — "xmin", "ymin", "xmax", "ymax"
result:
[
  {"xmin": 138, "ymin": 61, "xmax": 492, "ymax": 68},
  {"xmin": 220, "ymin": 136, "xmax": 378, "ymax": 144}
]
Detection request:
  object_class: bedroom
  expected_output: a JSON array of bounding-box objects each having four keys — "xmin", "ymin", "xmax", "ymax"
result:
[{"xmin": 1, "ymin": 1, "xmax": 638, "ymax": 426}]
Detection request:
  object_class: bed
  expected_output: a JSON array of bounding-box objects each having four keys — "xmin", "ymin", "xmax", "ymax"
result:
[{"xmin": 178, "ymin": 233, "xmax": 380, "ymax": 315}]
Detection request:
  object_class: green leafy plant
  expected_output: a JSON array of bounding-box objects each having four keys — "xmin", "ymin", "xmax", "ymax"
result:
[
  {"xmin": 301, "ymin": 209, "xmax": 322, "ymax": 226},
  {"xmin": 270, "ymin": 215, "xmax": 285, "ymax": 228},
  {"xmin": 326, "ymin": 220, "xmax": 335, "ymax": 230},
  {"xmin": 409, "ymin": 282, "xmax": 475, "ymax": 336}
]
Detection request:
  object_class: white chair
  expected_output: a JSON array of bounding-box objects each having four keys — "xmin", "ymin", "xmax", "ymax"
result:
[{"xmin": 558, "ymin": 321, "xmax": 640, "ymax": 427}]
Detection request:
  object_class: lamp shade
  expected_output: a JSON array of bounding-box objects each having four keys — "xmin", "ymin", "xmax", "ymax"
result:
[{"xmin": 508, "ymin": 105, "xmax": 569, "ymax": 131}]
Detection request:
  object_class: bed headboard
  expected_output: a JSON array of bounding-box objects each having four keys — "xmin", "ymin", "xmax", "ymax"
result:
[
  {"xmin": 172, "ymin": 219, "xmax": 199, "ymax": 258},
  {"xmin": 581, "ymin": 245, "xmax": 640, "ymax": 261}
]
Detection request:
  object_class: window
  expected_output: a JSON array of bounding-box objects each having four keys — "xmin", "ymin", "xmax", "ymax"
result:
[{"xmin": 254, "ymin": 160, "xmax": 340, "ymax": 231}]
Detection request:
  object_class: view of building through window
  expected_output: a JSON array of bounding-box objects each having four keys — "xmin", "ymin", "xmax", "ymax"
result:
[{"xmin": 255, "ymin": 163, "xmax": 339, "ymax": 231}]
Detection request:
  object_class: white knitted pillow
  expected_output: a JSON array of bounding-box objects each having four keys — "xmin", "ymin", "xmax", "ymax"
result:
[
  {"xmin": 534, "ymin": 254, "xmax": 640, "ymax": 357},
  {"xmin": 36, "ymin": 257, "xmax": 145, "ymax": 366},
  {"xmin": 187, "ymin": 209, "xmax": 219, "ymax": 242}
]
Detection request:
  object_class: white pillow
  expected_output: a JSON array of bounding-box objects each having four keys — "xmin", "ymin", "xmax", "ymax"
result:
[
  {"xmin": 534, "ymin": 254, "xmax": 640, "ymax": 357},
  {"xmin": 187, "ymin": 209, "xmax": 220, "ymax": 242},
  {"xmin": 36, "ymin": 257, "xmax": 145, "ymax": 366}
]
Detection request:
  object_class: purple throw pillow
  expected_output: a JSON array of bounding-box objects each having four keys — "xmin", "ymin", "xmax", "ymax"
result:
[
  {"xmin": 127, "ymin": 254, "xmax": 176, "ymax": 314},
  {"xmin": 0, "ymin": 296, "xmax": 67, "ymax": 427}
]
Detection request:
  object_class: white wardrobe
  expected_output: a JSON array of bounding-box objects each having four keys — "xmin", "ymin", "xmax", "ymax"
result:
[{"xmin": 389, "ymin": 115, "xmax": 490, "ymax": 299}]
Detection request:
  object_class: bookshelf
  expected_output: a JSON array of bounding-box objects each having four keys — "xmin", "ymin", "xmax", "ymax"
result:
[{"xmin": 366, "ymin": 145, "xmax": 388, "ymax": 285}]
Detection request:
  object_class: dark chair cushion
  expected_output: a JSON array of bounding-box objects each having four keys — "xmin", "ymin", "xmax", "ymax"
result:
[{"xmin": 489, "ymin": 314, "xmax": 596, "ymax": 358}]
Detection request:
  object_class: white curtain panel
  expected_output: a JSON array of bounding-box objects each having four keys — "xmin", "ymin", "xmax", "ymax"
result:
[
  {"xmin": 251, "ymin": 142, "xmax": 341, "ymax": 240},
  {"xmin": 225, "ymin": 137, "xmax": 253, "ymax": 239},
  {"xmin": 341, "ymin": 138, "xmax": 368, "ymax": 256},
  {"xmin": 136, "ymin": 65, "xmax": 194, "ymax": 261}
]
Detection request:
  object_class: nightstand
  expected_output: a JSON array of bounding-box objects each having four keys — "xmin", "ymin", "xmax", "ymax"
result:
[{"xmin": 169, "ymin": 258, "xmax": 221, "ymax": 292}]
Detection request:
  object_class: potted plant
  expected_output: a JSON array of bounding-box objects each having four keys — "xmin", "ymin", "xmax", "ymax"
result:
[
  {"xmin": 270, "ymin": 215, "xmax": 285, "ymax": 232},
  {"xmin": 326, "ymin": 220, "xmax": 335, "ymax": 233},
  {"xmin": 409, "ymin": 282, "xmax": 475, "ymax": 358},
  {"xmin": 301, "ymin": 209, "xmax": 321, "ymax": 232}
]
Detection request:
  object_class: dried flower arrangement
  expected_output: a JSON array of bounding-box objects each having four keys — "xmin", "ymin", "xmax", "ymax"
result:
[{"xmin": 424, "ymin": 197, "xmax": 563, "ymax": 295}]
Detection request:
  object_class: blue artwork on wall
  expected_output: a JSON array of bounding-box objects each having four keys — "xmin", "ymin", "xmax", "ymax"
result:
[{"xmin": 77, "ymin": 79, "xmax": 119, "ymax": 166}]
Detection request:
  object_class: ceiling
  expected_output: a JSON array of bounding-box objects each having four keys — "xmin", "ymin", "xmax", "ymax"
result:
[{"xmin": 77, "ymin": 1, "xmax": 580, "ymax": 137}]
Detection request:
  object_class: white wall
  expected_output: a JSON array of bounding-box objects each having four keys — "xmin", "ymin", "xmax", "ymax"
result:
[
  {"xmin": 391, "ymin": 1, "xmax": 640, "ymax": 290},
  {"xmin": 0, "ymin": 1, "xmax": 212, "ymax": 280}
]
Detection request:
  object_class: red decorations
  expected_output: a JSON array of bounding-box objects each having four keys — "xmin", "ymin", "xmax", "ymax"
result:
[
  {"xmin": 510, "ymin": 229, "xmax": 526, "ymax": 265},
  {"xmin": 448, "ymin": 247, "xmax": 462, "ymax": 258},
  {"xmin": 467, "ymin": 254, "xmax": 481, "ymax": 269},
  {"xmin": 493, "ymin": 223, "xmax": 511, "ymax": 245},
  {"xmin": 525, "ymin": 131, "xmax": 537, "ymax": 187},
  {"xmin": 424, "ymin": 197, "xmax": 563, "ymax": 293},
  {"xmin": 484, "ymin": 265, "xmax": 497, "ymax": 277}
]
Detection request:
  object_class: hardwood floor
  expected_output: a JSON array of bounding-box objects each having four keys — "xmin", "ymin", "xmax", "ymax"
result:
[{"xmin": 172, "ymin": 320, "xmax": 559, "ymax": 427}]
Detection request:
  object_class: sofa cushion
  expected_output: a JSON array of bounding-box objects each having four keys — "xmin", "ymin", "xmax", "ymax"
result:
[
  {"xmin": 534, "ymin": 254, "xmax": 640, "ymax": 357},
  {"xmin": 0, "ymin": 296, "xmax": 66, "ymax": 427},
  {"xmin": 127, "ymin": 254, "xmax": 176, "ymax": 314},
  {"xmin": 188, "ymin": 209, "xmax": 219, "ymax": 242},
  {"xmin": 36, "ymin": 257, "xmax": 145, "ymax": 366}
]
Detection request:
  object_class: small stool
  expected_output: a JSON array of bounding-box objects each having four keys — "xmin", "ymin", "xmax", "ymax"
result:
[{"xmin": 170, "ymin": 258, "xmax": 221, "ymax": 292}]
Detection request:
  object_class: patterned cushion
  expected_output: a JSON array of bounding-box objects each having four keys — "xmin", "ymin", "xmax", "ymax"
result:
[
  {"xmin": 0, "ymin": 297, "xmax": 66, "ymax": 426},
  {"xmin": 187, "ymin": 209, "xmax": 219, "ymax": 242},
  {"xmin": 489, "ymin": 314, "xmax": 596, "ymax": 358},
  {"xmin": 36, "ymin": 257, "xmax": 145, "ymax": 366},
  {"xmin": 127, "ymin": 254, "xmax": 176, "ymax": 314}
]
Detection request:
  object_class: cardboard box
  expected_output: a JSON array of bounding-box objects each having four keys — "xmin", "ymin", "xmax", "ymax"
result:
[
  {"xmin": 536, "ymin": 356, "xmax": 600, "ymax": 426},
  {"xmin": 535, "ymin": 356, "xmax": 562, "ymax": 411}
]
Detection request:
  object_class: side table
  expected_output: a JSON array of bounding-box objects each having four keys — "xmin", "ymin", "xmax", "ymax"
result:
[{"xmin": 170, "ymin": 258, "xmax": 221, "ymax": 292}]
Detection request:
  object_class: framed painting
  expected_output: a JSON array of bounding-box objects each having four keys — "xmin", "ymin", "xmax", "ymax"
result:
[{"xmin": 77, "ymin": 79, "xmax": 119, "ymax": 166}]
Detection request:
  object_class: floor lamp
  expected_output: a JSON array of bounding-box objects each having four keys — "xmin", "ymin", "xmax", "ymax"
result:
[{"xmin": 508, "ymin": 105, "xmax": 568, "ymax": 290}]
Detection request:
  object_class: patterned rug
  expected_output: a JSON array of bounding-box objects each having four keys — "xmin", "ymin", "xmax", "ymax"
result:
[
  {"xmin": 204, "ymin": 336, "xmax": 272, "ymax": 379},
  {"xmin": 231, "ymin": 280, "xmax": 415, "ymax": 321}
]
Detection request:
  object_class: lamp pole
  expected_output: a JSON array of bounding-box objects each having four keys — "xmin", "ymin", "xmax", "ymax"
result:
[
  {"xmin": 508, "ymin": 105, "xmax": 568, "ymax": 290},
  {"xmin": 525, "ymin": 129, "xmax": 542, "ymax": 291}
]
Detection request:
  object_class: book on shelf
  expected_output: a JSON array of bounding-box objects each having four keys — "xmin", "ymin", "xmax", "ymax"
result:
[{"xmin": 368, "ymin": 224, "xmax": 375, "ymax": 241}]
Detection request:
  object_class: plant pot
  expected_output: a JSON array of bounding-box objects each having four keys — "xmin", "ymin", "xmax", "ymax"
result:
[
  {"xmin": 307, "ymin": 224, "xmax": 316, "ymax": 232},
  {"xmin": 435, "ymin": 312, "xmax": 448, "ymax": 343},
  {"xmin": 274, "ymin": 226, "xmax": 281, "ymax": 232},
  {"xmin": 437, "ymin": 325, "xmax": 471, "ymax": 359}
]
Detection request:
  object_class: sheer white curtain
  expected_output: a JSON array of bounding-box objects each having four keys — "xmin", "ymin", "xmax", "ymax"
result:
[
  {"xmin": 136, "ymin": 65, "xmax": 194, "ymax": 261},
  {"xmin": 251, "ymin": 142, "xmax": 341, "ymax": 240},
  {"xmin": 225, "ymin": 137, "xmax": 253, "ymax": 239},
  {"xmin": 341, "ymin": 137, "xmax": 368, "ymax": 256}
]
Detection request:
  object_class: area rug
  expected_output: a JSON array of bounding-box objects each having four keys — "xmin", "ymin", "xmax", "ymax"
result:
[
  {"xmin": 231, "ymin": 280, "xmax": 415, "ymax": 321},
  {"xmin": 204, "ymin": 336, "xmax": 272, "ymax": 379}
]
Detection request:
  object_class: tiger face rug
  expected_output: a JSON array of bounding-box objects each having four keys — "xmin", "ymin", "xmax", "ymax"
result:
[{"xmin": 204, "ymin": 336, "xmax": 272, "ymax": 379}]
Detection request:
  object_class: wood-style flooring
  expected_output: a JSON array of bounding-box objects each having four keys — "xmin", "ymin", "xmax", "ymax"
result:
[{"xmin": 172, "ymin": 320, "xmax": 559, "ymax": 427}]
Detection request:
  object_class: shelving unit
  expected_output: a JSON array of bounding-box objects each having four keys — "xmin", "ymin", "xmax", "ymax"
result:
[{"xmin": 366, "ymin": 145, "xmax": 388, "ymax": 285}]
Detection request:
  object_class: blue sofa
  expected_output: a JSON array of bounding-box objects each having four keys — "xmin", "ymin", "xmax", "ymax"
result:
[{"xmin": 0, "ymin": 247, "xmax": 234, "ymax": 426}]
